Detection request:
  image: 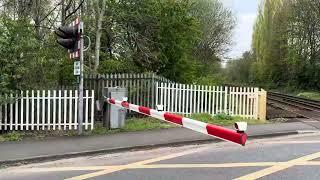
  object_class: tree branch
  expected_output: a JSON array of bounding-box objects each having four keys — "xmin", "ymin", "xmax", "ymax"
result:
[
  {"xmin": 0, "ymin": 1, "xmax": 12, "ymax": 8},
  {"xmin": 65, "ymin": 0, "xmax": 84, "ymax": 20},
  {"xmin": 65, "ymin": 0, "xmax": 73, "ymax": 12},
  {"xmin": 39, "ymin": 2, "xmax": 62, "ymax": 23}
]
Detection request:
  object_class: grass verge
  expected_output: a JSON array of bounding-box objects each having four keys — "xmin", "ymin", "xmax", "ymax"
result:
[
  {"xmin": 296, "ymin": 92, "xmax": 320, "ymax": 101},
  {"xmin": 271, "ymin": 88, "xmax": 320, "ymax": 101},
  {"xmin": 0, "ymin": 114, "xmax": 267, "ymax": 142},
  {"xmin": 190, "ymin": 113, "xmax": 267, "ymax": 126},
  {"xmin": 86, "ymin": 117, "xmax": 174, "ymax": 135},
  {"xmin": 0, "ymin": 131, "xmax": 23, "ymax": 142}
]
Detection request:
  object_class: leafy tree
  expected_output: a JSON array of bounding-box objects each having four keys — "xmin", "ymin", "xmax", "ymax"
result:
[
  {"xmin": 0, "ymin": 0, "xmax": 236, "ymax": 92},
  {"xmin": 0, "ymin": 16, "xmax": 39, "ymax": 93},
  {"xmin": 192, "ymin": 0, "xmax": 235, "ymax": 63},
  {"xmin": 226, "ymin": 51, "xmax": 254, "ymax": 84},
  {"xmin": 97, "ymin": 0, "xmax": 202, "ymax": 83},
  {"xmin": 234, "ymin": 0, "xmax": 320, "ymax": 90}
]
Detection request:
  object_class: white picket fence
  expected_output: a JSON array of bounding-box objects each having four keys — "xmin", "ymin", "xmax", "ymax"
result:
[
  {"xmin": 0, "ymin": 90, "xmax": 95, "ymax": 131},
  {"xmin": 156, "ymin": 83, "xmax": 266, "ymax": 119}
]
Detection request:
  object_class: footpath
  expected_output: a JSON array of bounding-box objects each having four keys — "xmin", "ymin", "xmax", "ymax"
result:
[{"xmin": 0, "ymin": 122, "xmax": 319, "ymax": 165}]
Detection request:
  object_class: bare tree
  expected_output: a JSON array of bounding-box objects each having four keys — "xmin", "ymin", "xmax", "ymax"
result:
[{"xmin": 93, "ymin": 0, "xmax": 106, "ymax": 74}]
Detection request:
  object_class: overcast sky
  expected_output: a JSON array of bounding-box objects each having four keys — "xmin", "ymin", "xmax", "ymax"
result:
[{"xmin": 222, "ymin": 0, "xmax": 261, "ymax": 59}]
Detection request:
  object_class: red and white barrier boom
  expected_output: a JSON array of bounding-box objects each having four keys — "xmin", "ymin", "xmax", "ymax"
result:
[{"xmin": 106, "ymin": 98, "xmax": 248, "ymax": 146}]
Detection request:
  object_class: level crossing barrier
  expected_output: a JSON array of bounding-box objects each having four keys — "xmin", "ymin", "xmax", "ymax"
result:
[{"xmin": 106, "ymin": 98, "xmax": 247, "ymax": 146}]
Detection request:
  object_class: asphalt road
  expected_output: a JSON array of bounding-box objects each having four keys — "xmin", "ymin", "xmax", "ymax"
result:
[{"xmin": 1, "ymin": 133, "xmax": 320, "ymax": 180}]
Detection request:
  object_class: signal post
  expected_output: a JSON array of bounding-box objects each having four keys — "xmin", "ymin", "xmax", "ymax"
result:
[{"xmin": 55, "ymin": 18, "xmax": 84, "ymax": 134}]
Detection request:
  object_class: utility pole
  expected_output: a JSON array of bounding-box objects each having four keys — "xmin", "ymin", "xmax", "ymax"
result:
[{"xmin": 78, "ymin": 22, "xmax": 84, "ymax": 135}]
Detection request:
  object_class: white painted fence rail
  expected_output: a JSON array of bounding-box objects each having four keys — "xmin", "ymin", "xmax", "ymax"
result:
[
  {"xmin": 0, "ymin": 90, "xmax": 95, "ymax": 131},
  {"xmin": 156, "ymin": 83, "xmax": 266, "ymax": 119}
]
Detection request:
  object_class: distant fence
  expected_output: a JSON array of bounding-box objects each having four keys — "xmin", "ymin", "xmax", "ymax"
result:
[
  {"xmin": 156, "ymin": 82, "xmax": 267, "ymax": 119},
  {"xmin": 83, "ymin": 73, "xmax": 172, "ymax": 109},
  {"xmin": 0, "ymin": 73, "xmax": 267, "ymax": 132},
  {"xmin": 80, "ymin": 73, "xmax": 266, "ymax": 119},
  {"xmin": 0, "ymin": 90, "xmax": 94, "ymax": 131}
]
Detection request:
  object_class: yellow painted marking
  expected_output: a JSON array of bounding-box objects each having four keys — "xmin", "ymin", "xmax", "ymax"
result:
[
  {"xmin": 296, "ymin": 161, "xmax": 320, "ymax": 166},
  {"xmin": 66, "ymin": 166, "xmax": 127, "ymax": 180},
  {"xmin": 130, "ymin": 162, "xmax": 277, "ymax": 168},
  {"xmin": 65, "ymin": 147, "xmax": 208, "ymax": 180},
  {"xmin": 9, "ymin": 142, "xmax": 320, "ymax": 180},
  {"xmin": 11, "ymin": 159, "xmax": 320, "ymax": 180},
  {"xmin": 265, "ymin": 141, "xmax": 320, "ymax": 144},
  {"xmin": 17, "ymin": 161, "xmax": 320, "ymax": 173},
  {"xmin": 301, "ymin": 121, "xmax": 319, "ymax": 123},
  {"xmin": 16, "ymin": 163, "xmax": 272, "ymax": 173},
  {"xmin": 234, "ymin": 152, "xmax": 320, "ymax": 180},
  {"xmin": 129, "ymin": 150, "xmax": 201, "ymax": 165}
]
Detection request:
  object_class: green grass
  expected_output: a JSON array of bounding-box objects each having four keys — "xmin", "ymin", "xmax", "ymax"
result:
[
  {"xmin": 89, "ymin": 123, "xmax": 113, "ymax": 135},
  {"xmin": 0, "ymin": 114, "xmax": 267, "ymax": 142},
  {"xmin": 190, "ymin": 113, "xmax": 267, "ymax": 126},
  {"xmin": 271, "ymin": 88, "xmax": 320, "ymax": 101},
  {"xmin": 0, "ymin": 135, "xmax": 5, "ymax": 142},
  {"xmin": 0, "ymin": 130, "xmax": 78, "ymax": 142},
  {"xmin": 0, "ymin": 131, "xmax": 23, "ymax": 142},
  {"xmin": 296, "ymin": 92, "xmax": 320, "ymax": 101},
  {"xmin": 87, "ymin": 117, "xmax": 175, "ymax": 135},
  {"xmin": 123, "ymin": 117, "xmax": 175, "ymax": 131}
]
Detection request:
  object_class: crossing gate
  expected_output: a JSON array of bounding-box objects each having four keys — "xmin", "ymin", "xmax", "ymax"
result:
[
  {"xmin": 156, "ymin": 82, "xmax": 267, "ymax": 120},
  {"xmin": 106, "ymin": 98, "xmax": 247, "ymax": 146}
]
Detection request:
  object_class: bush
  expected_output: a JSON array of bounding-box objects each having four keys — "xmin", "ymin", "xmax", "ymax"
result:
[{"xmin": 98, "ymin": 58, "xmax": 138, "ymax": 74}]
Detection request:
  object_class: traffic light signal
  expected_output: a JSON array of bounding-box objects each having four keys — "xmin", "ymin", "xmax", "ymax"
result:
[
  {"xmin": 54, "ymin": 17, "xmax": 85, "ymax": 135},
  {"xmin": 55, "ymin": 18, "xmax": 81, "ymax": 59}
]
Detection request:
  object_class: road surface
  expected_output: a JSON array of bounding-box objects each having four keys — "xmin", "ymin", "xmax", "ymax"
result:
[{"xmin": 1, "ymin": 133, "xmax": 320, "ymax": 180}]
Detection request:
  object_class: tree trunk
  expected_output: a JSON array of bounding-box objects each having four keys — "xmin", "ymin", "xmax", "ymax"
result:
[
  {"xmin": 61, "ymin": 0, "xmax": 66, "ymax": 25},
  {"xmin": 93, "ymin": 0, "xmax": 106, "ymax": 75},
  {"xmin": 34, "ymin": 0, "xmax": 41, "ymax": 39}
]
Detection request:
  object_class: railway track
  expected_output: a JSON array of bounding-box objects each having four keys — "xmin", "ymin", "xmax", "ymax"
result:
[
  {"xmin": 267, "ymin": 92, "xmax": 320, "ymax": 125},
  {"xmin": 268, "ymin": 92, "xmax": 320, "ymax": 112}
]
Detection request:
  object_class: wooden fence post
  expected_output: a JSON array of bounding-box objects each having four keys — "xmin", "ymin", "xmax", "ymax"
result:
[
  {"xmin": 258, "ymin": 89, "xmax": 267, "ymax": 121},
  {"xmin": 253, "ymin": 88, "xmax": 259, "ymax": 119}
]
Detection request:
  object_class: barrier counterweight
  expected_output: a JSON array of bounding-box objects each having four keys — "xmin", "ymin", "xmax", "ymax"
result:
[{"xmin": 106, "ymin": 98, "xmax": 247, "ymax": 146}]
